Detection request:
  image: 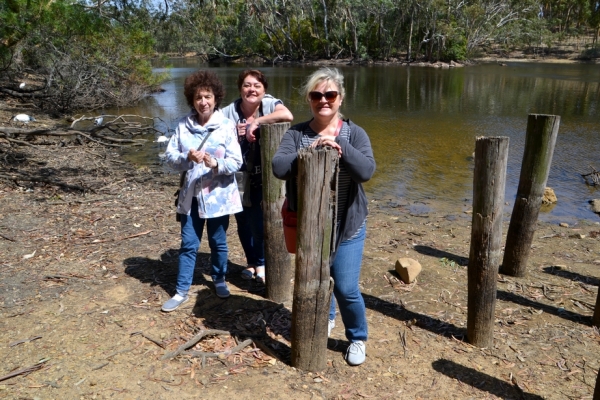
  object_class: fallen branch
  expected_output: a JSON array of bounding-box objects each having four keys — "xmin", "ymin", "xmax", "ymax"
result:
[
  {"xmin": 161, "ymin": 329, "xmax": 230, "ymax": 360},
  {"xmin": 87, "ymin": 230, "xmax": 153, "ymax": 244},
  {"xmin": 9, "ymin": 336, "xmax": 42, "ymax": 347},
  {"xmin": 91, "ymin": 362, "xmax": 109, "ymax": 371},
  {"xmin": 0, "ymin": 173, "xmax": 86, "ymax": 191},
  {"xmin": 183, "ymin": 338, "xmax": 254, "ymax": 359},
  {"xmin": 97, "ymin": 178, "xmax": 127, "ymax": 192},
  {"xmin": 0, "ymin": 359, "xmax": 49, "ymax": 382},
  {"xmin": 0, "ymin": 232, "xmax": 16, "ymax": 242},
  {"xmin": 130, "ymin": 331, "xmax": 165, "ymax": 348}
]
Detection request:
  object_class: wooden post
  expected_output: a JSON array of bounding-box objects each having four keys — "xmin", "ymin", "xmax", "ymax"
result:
[
  {"xmin": 594, "ymin": 362, "xmax": 600, "ymax": 400},
  {"xmin": 500, "ymin": 114, "xmax": 560, "ymax": 277},
  {"xmin": 593, "ymin": 287, "xmax": 600, "ymax": 327},
  {"xmin": 467, "ymin": 136, "xmax": 509, "ymax": 348},
  {"xmin": 290, "ymin": 147, "xmax": 338, "ymax": 371},
  {"xmin": 261, "ymin": 122, "xmax": 293, "ymax": 303}
]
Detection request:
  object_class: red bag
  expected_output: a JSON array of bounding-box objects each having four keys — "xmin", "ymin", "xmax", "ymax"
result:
[{"xmin": 281, "ymin": 198, "xmax": 297, "ymax": 253}]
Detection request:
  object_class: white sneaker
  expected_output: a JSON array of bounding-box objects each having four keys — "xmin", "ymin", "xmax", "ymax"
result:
[
  {"xmin": 161, "ymin": 294, "xmax": 189, "ymax": 312},
  {"xmin": 328, "ymin": 319, "xmax": 336, "ymax": 337},
  {"xmin": 345, "ymin": 341, "xmax": 366, "ymax": 366}
]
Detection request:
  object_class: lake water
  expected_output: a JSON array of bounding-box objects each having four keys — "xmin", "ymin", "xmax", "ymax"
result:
[{"xmin": 112, "ymin": 59, "xmax": 600, "ymax": 224}]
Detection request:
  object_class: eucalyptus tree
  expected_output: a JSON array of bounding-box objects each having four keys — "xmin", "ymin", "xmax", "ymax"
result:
[{"xmin": 0, "ymin": 0, "xmax": 163, "ymax": 112}]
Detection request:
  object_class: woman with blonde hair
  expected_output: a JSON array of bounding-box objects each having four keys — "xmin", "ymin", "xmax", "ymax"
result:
[{"xmin": 272, "ymin": 67, "xmax": 375, "ymax": 366}]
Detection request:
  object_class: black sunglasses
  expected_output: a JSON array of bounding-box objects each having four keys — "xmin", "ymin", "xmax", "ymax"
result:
[{"xmin": 308, "ymin": 91, "xmax": 339, "ymax": 102}]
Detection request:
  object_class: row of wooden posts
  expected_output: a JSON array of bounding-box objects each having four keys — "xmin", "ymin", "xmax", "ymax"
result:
[{"xmin": 258, "ymin": 117, "xmax": 600, "ymax": 398}]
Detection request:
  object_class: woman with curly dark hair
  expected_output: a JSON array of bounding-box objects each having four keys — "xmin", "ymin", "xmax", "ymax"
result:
[{"xmin": 162, "ymin": 70, "xmax": 243, "ymax": 311}]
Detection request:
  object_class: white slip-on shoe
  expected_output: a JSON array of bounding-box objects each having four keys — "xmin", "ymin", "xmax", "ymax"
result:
[
  {"xmin": 161, "ymin": 294, "xmax": 189, "ymax": 312},
  {"xmin": 345, "ymin": 341, "xmax": 366, "ymax": 366}
]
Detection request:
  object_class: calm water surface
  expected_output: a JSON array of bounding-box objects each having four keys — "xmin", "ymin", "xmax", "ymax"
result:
[{"xmin": 113, "ymin": 60, "xmax": 600, "ymax": 223}]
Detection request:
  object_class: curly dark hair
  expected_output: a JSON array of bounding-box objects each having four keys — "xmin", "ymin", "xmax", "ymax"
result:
[
  {"xmin": 237, "ymin": 69, "xmax": 268, "ymax": 91},
  {"xmin": 183, "ymin": 70, "xmax": 226, "ymax": 109}
]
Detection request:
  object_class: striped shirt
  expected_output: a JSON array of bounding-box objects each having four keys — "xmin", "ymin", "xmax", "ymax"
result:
[{"xmin": 300, "ymin": 122, "xmax": 353, "ymax": 226}]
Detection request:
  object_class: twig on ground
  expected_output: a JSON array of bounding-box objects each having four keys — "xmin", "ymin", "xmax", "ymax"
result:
[
  {"xmin": 131, "ymin": 331, "xmax": 166, "ymax": 348},
  {"xmin": 161, "ymin": 329, "xmax": 230, "ymax": 360},
  {"xmin": 0, "ymin": 359, "xmax": 49, "ymax": 382},
  {"xmin": 9, "ymin": 336, "xmax": 42, "ymax": 347},
  {"xmin": 0, "ymin": 173, "xmax": 85, "ymax": 191},
  {"xmin": 183, "ymin": 338, "xmax": 254, "ymax": 359},
  {"xmin": 0, "ymin": 232, "xmax": 16, "ymax": 242}
]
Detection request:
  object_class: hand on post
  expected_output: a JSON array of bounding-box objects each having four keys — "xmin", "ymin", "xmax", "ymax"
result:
[{"xmin": 310, "ymin": 135, "xmax": 342, "ymax": 156}]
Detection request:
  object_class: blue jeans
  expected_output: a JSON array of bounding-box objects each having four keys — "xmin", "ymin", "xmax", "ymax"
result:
[
  {"xmin": 234, "ymin": 187, "xmax": 265, "ymax": 267},
  {"xmin": 176, "ymin": 198, "xmax": 230, "ymax": 296},
  {"xmin": 329, "ymin": 222, "xmax": 368, "ymax": 342}
]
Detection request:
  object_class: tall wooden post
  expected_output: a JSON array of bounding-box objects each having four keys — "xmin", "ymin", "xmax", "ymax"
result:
[
  {"xmin": 592, "ymin": 288, "xmax": 600, "ymax": 327},
  {"xmin": 467, "ymin": 136, "xmax": 509, "ymax": 348},
  {"xmin": 261, "ymin": 123, "xmax": 293, "ymax": 303},
  {"xmin": 290, "ymin": 147, "xmax": 338, "ymax": 371},
  {"xmin": 500, "ymin": 114, "xmax": 560, "ymax": 277},
  {"xmin": 594, "ymin": 362, "xmax": 600, "ymax": 400}
]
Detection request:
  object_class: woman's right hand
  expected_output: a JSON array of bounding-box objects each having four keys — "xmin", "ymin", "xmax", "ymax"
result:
[
  {"xmin": 236, "ymin": 122, "xmax": 246, "ymax": 141},
  {"xmin": 188, "ymin": 149, "xmax": 205, "ymax": 163}
]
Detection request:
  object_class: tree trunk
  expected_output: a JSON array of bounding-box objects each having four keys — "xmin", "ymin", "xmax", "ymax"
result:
[
  {"xmin": 500, "ymin": 114, "xmax": 560, "ymax": 277},
  {"xmin": 261, "ymin": 123, "xmax": 293, "ymax": 303},
  {"xmin": 407, "ymin": 11, "xmax": 414, "ymax": 61},
  {"xmin": 467, "ymin": 136, "xmax": 509, "ymax": 349},
  {"xmin": 290, "ymin": 147, "xmax": 338, "ymax": 371}
]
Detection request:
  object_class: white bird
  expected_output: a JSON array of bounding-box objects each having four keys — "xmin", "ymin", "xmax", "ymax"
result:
[
  {"xmin": 12, "ymin": 114, "xmax": 36, "ymax": 123},
  {"xmin": 154, "ymin": 135, "xmax": 169, "ymax": 143},
  {"xmin": 19, "ymin": 82, "xmax": 25, "ymax": 89},
  {"xmin": 94, "ymin": 116, "xmax": 104, "ymax": 126}
]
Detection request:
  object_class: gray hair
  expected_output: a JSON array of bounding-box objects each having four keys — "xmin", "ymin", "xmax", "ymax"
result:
[{"xmin": 301, "ymin": 67, "xmax": 346, "ymax": 103}]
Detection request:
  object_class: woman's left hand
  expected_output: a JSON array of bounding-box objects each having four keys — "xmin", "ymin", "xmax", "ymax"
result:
[
  {"xmin": 310, "ymin": 135, "xmax": 342, "ymax": 156},
  {"xmin": 202, "ymin": 152, "xmax": 217, "ymax": 168},
  {"xmin": 245, "ymin": 121, "xmax": 260, "ymax": 143}
]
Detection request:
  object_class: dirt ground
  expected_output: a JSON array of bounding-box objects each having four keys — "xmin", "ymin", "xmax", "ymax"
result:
[{"xmin": 1, "ymin": 105, "xmax": 600, "ymax": 400}]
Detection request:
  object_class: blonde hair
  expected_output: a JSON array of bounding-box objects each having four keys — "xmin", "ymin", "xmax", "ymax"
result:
[{"xmin": 301, "ymin": 67, "xmax": 346, "ymax": 103}]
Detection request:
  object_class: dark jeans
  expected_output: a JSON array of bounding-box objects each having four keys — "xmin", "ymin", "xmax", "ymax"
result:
[{"xmin": 234, "ymin": 186, "xmax": 264, "ymax": 267}]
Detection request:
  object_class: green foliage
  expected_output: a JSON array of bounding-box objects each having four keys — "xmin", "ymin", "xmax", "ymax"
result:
[
  {"xmin": 1, "ymin": 0, "xmax": 164, "ymax": 112},
  {"xmin": 444, "ymin": 35, "xmax": 468, "ymax": 61}
]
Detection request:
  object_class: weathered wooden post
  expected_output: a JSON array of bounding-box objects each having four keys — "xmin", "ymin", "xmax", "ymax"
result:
[
  {"xmin": 594, "ymin": 363, "xmax": 600, "ymax": 400},
  {"xmin": 290, "ymin": 146, "xmax": 337, "ymax": 371},
  {"xmin": 592, "ymin": 288, "xmax": 600, "ymax": 327},
  {"xmin": 500, "ymin": 114, "xmax": 560, "ymax": 277},
  {"xmin": 467, "ymin": 136, "xmax": 509, "ymax": 348},
  {"xmin": 261, "ymin": 122, "xmax": 293, "ymax": 303}
]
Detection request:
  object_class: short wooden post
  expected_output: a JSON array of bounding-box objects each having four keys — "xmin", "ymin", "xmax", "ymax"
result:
[
  {"xmin": 261, "ymin": 123, "xmax": 293, "ymax": 303},
  {"xmin": 594, "ymin": 363, "xmax": 600, "ymax": 400},
  {"xmin": 290, "ymin": 147, "xmax": 338, "ymax": 371},
  {"xmin": 500, "ymin": 114, "xmax": 560, "ymax": 277},
  {"xmin": 467, "ymin": 136, "xmax": 509, "ymax": 348},
  {"xmin": 592, "ymin": 288, "xmax": 600, "ymax": 327}
]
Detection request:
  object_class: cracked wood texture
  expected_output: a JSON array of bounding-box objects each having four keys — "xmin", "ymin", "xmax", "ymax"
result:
[
  {"xmin": 290, "ymin": 146, "xmax": 337, "ymax": 371},
  {"xmin": 467, "ymin": 136, "xmax": 509, "ymax": 348},
  {"xmin": 261, "ymin": 123, "xmax": 293, "ymax": 303},
  {"xmin": 500, "ymin": 114, "xmax": 560, "ymax": 277}
]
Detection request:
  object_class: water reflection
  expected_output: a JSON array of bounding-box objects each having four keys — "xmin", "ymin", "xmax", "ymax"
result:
[{"xmin": 112, "ymin": 60, "xmax": 600, "ymax": 223}]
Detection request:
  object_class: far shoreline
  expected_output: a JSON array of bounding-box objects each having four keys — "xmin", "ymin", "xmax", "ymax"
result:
[{"xmin": 154, "ymin": 53, "xmax": 599, "ymax": 68}]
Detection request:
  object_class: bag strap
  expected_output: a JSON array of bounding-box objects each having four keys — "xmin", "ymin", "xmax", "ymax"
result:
[{"xmin": 334, "ymin": 119, "xmax": 343, "ymax": 137}]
